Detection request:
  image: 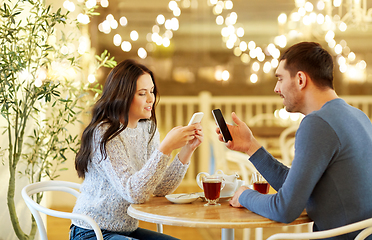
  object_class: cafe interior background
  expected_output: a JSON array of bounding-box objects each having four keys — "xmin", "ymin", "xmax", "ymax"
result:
[{"xmin": 1, "ymin": 0, "xmax": 372, "ymax": 239}]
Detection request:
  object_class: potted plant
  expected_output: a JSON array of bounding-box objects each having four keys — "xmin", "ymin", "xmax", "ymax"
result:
[{"xmin": 0, "ymin": 0, "xmax": 116, "ymax": 239}]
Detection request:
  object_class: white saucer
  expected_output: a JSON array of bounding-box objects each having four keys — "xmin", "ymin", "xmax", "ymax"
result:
[
  {"xmin": 198, "ymin": 192, "xmax": 234, "ymax": 201},
  {"xmin": 220, "ymin": 193, "xmax": 234, "ymax": 200},
  {"xmin": 165, "ymin": 193, "xmax": 201, "ymax": 204}
]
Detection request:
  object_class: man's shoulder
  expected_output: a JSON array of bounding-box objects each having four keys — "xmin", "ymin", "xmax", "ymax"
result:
[
  {"xmin": 312, "ymin": 98, "xmax": 358, "ymax": 117},
  {"xmin": 303, "ymin": 97, "xmax": 372, "ymax": 134}
]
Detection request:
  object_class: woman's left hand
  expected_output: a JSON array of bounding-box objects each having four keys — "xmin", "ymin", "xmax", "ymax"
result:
[
  {"xmin": 186, "ymin": 123, "xmax": 203, "ymax": 150},
  {"xmin": 178, "ymin": 123, "xmax": 203, "ymax": 164}
]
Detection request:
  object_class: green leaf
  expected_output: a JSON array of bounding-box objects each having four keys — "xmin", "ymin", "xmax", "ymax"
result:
[
  {"xmin": 95, "ymin": 55, "xmax": 102, "ymax": 61},
  {"xmin": 0, "ymin": 1, "xmax": 116, "ymax": 237}
]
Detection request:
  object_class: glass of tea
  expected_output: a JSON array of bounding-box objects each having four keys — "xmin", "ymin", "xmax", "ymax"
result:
[
  {"xmin": 202, "ymin": 175, "xmax": 225, "ymax": 206},
  {"xmin": 251, "ymin": 172, "xmax": 270, "ymax": 194}
]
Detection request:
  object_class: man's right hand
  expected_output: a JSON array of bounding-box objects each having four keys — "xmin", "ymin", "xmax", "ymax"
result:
[{"xmin": 216, "ymin": 112, "xmax": 262, "ymax": 156}]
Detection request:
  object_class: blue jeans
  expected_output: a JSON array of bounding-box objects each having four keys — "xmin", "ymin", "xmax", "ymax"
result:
[{"xmin": 69, "ymin": 224, "xmax": 180, "ymax": 240}]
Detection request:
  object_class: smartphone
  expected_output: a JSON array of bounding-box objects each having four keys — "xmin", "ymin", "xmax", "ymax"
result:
[
  {"xmin": 188, "ymin": 112, "xmax": 204, "ymax": 126},
  {"xmin": 212, "ymin": 109, "xmax": 233, "ymax": 142}
]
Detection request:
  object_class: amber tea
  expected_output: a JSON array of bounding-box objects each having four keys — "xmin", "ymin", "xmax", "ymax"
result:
[
  {"xmin": 251, "ymin": 172, "xmax": 269, "ymax": 194},
  {"xmin": 203, "ymin": 180, "xmax": 222, "ymax": 200},
  {"xmin": 202, "ymin": 175, "xmax": 224, "ymax": 206},
  {"xmin": 253, "ymin": 182, "xmax": 270, "ymax": 194}
]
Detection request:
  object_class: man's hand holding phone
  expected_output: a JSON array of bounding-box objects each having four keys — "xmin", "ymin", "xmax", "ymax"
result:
[
  {"xmin": 213, "ymin": 111, "xmax": 262, "ymax": 156},
  {"xmin": 212, "ymin": 109, "xmax": 232, "ymax": 142}
]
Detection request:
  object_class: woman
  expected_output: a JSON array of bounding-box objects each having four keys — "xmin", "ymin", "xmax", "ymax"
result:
[{"xmin": 70, "ymin": 59, "xmax": 203, "ymax": 240}]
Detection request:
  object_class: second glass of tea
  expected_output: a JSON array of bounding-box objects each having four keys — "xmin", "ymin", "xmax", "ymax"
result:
[
  {"xmin": 202, "ymin": 175, "xmax": 225, "ymax": 206},
  {"xmin": 251, "ymin": 172, "xmax": 270, "ymax": 194}
]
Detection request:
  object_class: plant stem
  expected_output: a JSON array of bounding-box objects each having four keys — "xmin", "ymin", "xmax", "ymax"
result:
[{"xmin": 7, "ymin": 158, "xmax": 28, "ymax": 240}]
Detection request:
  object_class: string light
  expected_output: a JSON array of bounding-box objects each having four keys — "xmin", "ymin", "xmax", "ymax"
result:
[
  {"xmin": 221, "ymin": 70, "xmax": 230, "ymax": 81},
  {"xmin": 121, "ymin": 41, "xmax": 131, "ymax": 52},
  {"xmin": 88, "ymin": 74, "xmax": 96, "ymax": 83},
  {"xmin": 250, "ymin": 74, "xmax": 258, "ymax": 83},
  {"xmin": 89, "ymin": 0, "xmax": 370, "ymax": 82},
  {"xmin": 100, "ymin": 0, "xmax": 109, "ymax": 7},
  {"xmin": 277, "ymin": 0, "xmax": 370, "ymax": 82},
  {"xmin": 63, "ymin": 0, "xmax": 75, "ymax": 12},
  {"xmin": 130, "ymin": 31, "xmax": 139, "ymax": 41},
  {"xmin": 119, "ymin": 17, "xmax": 128, "ymax": 26},
  {"xmin": 95, "ymin": 0, "xmax": 184, "ymax": 59},
  {"xmin": 138, "ymin": 48, "xmax": 147, "ymax": 59},
  {"xmin": 113, "ymin": 34, "xmax": 122, "ymax": 46}
]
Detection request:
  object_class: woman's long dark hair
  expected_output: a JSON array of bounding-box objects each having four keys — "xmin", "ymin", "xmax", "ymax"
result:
[{"xmin": 75, "ymin": 59, "xmax": 159, "ymax": 178}]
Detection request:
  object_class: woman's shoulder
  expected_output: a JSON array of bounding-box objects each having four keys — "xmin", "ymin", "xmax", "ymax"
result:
[
  {"xmin": 92, "ymin": 122, "xmax": 112, "ymax": 140},
  {"xmin": 96, "ymin": 121, "xmax": 110, "ymax": 132}
]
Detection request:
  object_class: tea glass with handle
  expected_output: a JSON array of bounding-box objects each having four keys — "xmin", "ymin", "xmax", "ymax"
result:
[
  {"xmin": 196, "ymin": 170, "xmax": 239, "ymax": 197},
  {"xmin": 201, "ymin": 175, "xmax": 225, "ymax": 206},
  {"xmin": 251, "ymin": 172, "xmax": 270, "ymax": 194}
]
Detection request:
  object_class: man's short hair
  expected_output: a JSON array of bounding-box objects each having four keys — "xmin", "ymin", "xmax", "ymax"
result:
[{"xmin": 280, "ymin": 42, "xmax": 334, "ymax": 89}]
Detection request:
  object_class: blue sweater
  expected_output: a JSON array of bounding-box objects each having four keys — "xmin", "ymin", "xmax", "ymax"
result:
[{"xmin": 239, "ymin": 98, "xmax": 372, "ymax": 239}]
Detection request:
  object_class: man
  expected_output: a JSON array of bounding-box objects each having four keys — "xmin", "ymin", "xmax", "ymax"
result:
[{"xmin": 218, "ymin": 42, "xmax": 372, "ymax": 239}]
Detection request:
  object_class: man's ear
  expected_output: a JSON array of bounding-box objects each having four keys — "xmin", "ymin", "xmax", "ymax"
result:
[{"xmin": 297, "ymin": 71, "xmax": 307, "ymax": 90}]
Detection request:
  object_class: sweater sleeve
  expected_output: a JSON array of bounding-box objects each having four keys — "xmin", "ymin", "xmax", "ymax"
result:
[
  {"xmin": 153, "ymin": 154, "xmax": 189, "ymax": 196},
  {"xmin": 239, "ymin": 115, "xmax": 340, "ymax": 223},
  {"xmin": 148, "ymin": 128, "xmax": 189, "ymax": 196},
  {"xmin": 93, "ymin": 125, "xmax": 172, "ymax": 204}
]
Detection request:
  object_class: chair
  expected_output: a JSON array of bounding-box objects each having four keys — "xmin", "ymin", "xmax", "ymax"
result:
[
  {"xmin": 21, "ymin": 180, "xmax": 103, "ymax": 240},
  {"xmin": 208, "ymin": 120, "xmax": 256, "ymax": 180},
  {"xmin": 225, "ymin": 150, "xmax": 256, "ymax": 183},
  {"xmin": 247, "ymin": 113, "xmax": 293, "ymax": 127},
  {"xmin": 267, "ymin": 217, "xmax": 372, "ymax": 240}
]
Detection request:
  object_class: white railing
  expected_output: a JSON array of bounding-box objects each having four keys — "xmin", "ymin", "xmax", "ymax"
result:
[{"xmin": 156, "ymin": 91, "xmax": 372, "ymax": 185}]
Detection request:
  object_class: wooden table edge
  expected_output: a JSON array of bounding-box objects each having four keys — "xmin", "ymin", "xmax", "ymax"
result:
[{"xmin": 128, "ymin": 205, "xmax": 311, "ymax": 229}]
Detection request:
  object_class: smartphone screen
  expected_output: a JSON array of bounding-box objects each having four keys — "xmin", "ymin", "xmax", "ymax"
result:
[{"xmin": 212, "ymin": 109, "xmax": 233, "ymax": 142}]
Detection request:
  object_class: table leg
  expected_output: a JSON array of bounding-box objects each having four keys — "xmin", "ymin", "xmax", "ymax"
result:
[
  {"xmin": 255, "ymin": 228, "xmax": 262, "ymax": 240},
  {"xmin": 156, "ymin": 224, "xmax": 163, "ymax": 233},
  {"xmin": 221, "ymin": 228, "xmax": 234, "ymax": 240},
  {"xmin": 243, "ymin": 228, "xmax": 251, "ymax": 240}
]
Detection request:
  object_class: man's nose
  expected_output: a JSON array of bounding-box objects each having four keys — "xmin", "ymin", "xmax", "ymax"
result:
[{"xmin": 274, "ymin": 82, "xmax": 280, "ymax": 94}]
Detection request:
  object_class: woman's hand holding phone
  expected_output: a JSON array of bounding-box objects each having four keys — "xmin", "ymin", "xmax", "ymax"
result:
[
  {"xmin": 159, "ymin": 113, "xmax": 204, "ymax": 156},
  {"xmin": 188, "ymin": 112, "xmax": 204, "ymax": 126}
]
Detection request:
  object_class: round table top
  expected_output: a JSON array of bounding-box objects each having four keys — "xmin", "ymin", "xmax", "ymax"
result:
[{"xmin": 128, "ymin": 196, "xmax": 311, "ymax": 229}]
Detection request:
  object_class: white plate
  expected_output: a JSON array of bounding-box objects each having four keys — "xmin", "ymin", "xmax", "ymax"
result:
[{"xmin": 165, "ymin": 193, "xmax": 201, "ymax": 204}]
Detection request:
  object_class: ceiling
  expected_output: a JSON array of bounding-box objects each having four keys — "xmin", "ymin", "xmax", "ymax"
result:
[
  {"xmin": 91, "ymin": 0, "xmax": 372, "ymax": 53},
  {"xmin": 88, "ymin": 0, "xmax": 372, "ymax": 96}
]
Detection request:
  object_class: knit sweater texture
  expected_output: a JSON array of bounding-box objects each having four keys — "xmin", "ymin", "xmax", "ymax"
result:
[{"xmin": 72, "ymin": 121, "xmax": 189, "ymax": 232}]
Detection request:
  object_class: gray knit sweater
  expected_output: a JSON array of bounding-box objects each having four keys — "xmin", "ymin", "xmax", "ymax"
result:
[{"xmin": 72, "ymin": 121, "xmax": 189, "ymax": 232}]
